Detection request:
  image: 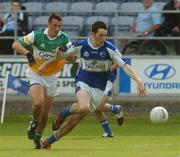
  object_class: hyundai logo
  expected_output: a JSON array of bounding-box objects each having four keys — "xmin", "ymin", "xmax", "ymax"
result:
[{"xmin": 145, "ymin": 64, "xmax": 175, "ymax": 80}]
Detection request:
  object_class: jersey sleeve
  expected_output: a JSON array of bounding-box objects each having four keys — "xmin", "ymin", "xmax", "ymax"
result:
[
  {"xmin": 16, "ymin": 31, "xmax": 35, "ymax": 48},
  {"xmin": 107, "ymin": 44, "xmax": 126, "ymax": 67},
  {"xmin": 110, "ymin": 50, "xmax": 126, "ymax": 67},
  {"xmin": 64, "ymin": 40, "xmax": 82, "ymax": 58}
]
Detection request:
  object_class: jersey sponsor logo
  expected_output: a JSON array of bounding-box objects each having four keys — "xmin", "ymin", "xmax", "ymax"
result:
[
  {"xmin": 38, "ymin": 51, "xmax": 54, "ymax": 60},
  {"xmin": 91, "ymin": 60, "xmax": 97, "ymax": 65},
  {"xmin": 81, "ymin": 59, "xmax": 110, "ymax": 72},
  {"xmin": 145, "ymin": 64, "xmax": 175, "ymax": 80}
]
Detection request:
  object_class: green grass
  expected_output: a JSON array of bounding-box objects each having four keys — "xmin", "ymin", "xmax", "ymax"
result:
[{"xmin": 0, "ymin": 114, "xmax": 180, "ymax": 157}]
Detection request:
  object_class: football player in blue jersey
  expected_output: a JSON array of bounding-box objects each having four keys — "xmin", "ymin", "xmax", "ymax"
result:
[
  {"xmin": 39, "ymin": 21, "xmax": 147, "ymax": 149},
  {"xmin": 50, "ymin": 66, "xmax": 122, "ymax": 139},
  {"xmin": 41, "ymin": 67, "xmax": 123, "ymax": 149}
]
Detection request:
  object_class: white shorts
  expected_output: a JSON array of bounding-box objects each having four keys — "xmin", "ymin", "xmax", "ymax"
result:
[
  {"xmin": 26, "ymin": 68, "xmax": 58, "ymax": 97},
  {"xmin": 75, "ymin": 81, "xmax": 105, "ymax": 112}
]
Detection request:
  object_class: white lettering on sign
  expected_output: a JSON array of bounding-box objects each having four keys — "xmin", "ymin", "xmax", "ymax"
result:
[{"xmin": 1, "ymin": 63, "xmax": 28, "ymax": 77}]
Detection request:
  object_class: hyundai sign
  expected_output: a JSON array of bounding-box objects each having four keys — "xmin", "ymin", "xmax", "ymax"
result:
[
  {"xmin": 119, "ymin": 58, "xmax": 180, "ymax": 94},
  {"xmin": 145, "ymin": 64, "xmax": 175, "ymax": 80}
]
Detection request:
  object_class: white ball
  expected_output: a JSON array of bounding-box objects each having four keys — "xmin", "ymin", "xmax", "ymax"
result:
[{"xmin": 150, "ymin": 106, "xmax": 168, "ymax": 124}]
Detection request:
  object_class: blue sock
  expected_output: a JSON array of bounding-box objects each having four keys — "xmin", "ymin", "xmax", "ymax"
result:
[
  {"xmin": 47, "ymin": 133, "xmax": 59, "ymax": 144},
  {"xmin": 111, "ymin": 105, "xmax": 119, "ymax": 114},
  {"xmin": 101, "ymin": 120, "xmax": 112, "ymax": 134},
  {"xmin": 60, "ymin": 105, "xmax": 71, "ymax": 119}
]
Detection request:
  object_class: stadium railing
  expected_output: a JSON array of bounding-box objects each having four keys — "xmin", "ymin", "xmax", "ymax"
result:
[{"xmin": 0, "ymin": 9, "xmax": 179, "ymax": 55}]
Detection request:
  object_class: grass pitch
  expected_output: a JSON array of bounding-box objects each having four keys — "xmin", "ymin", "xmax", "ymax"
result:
[{"xmin": 0, "ymin": 114, "xmax": 180, "ymax": 157}]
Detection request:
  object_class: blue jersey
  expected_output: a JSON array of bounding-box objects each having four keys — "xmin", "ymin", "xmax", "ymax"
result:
[
  {"xmin": 71, "ymin": 38, "xmax": 124, "ymax": 91},
  {"xmin": 107, "ymin": 69, "xmax": 117, "ymax": 83}
]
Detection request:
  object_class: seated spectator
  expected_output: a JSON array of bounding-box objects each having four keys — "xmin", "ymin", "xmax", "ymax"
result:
[
  {"xmin": 0, "ymin": 4, "xmax": 4, "ymax": 18},
  {"xmin": 131, "ymin": 0, "xmax": 161, "ymax": 36},
  {"xmin": 122, "ymin": 0, "xmax": 163, "ymax": 55},
  {"xmin": 0, "ymin": 3, "xmax": 5, "ymax": 30},
  {"xmin": 155, "ymin": 0, "xmax": 180, "ymax": 55},
  {"xmin": 0, "ymin": 0, "xmax": 29, "ymax": 54}
]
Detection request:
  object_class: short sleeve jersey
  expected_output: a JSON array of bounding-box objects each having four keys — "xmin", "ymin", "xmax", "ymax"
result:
[
  {"xmin": 17, "ymin": 28, "xmax": 71, "ymax": 76},
  {"xmin": 73, "ymin": 38, "xmax": 124, "ymax": 91}
]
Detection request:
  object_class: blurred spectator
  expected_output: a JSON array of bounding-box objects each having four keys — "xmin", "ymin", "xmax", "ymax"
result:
[
  {"xmin": 122, "ymin": 0, "xmax": 163, "ymax": 55},
  {"xmin": 0, "ymin": 3, "xmax": 5, "ymax": 30},
  {"xmin": 155, "ymin": 0, "xmax": 180, "ymax": 55},
  {"xmin": 0, "ymin": 0, "xmax": 29, "ymax": 54},
  {"xmin": 131, "ymin": 0, "xmax": 161, "ymax": 36}
]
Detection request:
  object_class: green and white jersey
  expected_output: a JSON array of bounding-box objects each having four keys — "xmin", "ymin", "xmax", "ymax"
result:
[{"xmin": 17, "ymin": 28, "xmax": 71, "ymax": 75}]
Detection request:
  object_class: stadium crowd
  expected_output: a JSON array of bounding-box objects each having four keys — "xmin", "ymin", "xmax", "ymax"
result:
[{"xmin": 0, "ymin": 0, "xmax": 180, "ymax": 55}]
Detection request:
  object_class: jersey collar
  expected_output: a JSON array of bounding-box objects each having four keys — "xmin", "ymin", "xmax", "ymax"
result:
[
  {"xmin": 87, "ymin": 37, "xmax": 104, "ymax": 49},
  {"xmin": 44, "ymin": 28, "xmax": 61, "ymax": 40}
]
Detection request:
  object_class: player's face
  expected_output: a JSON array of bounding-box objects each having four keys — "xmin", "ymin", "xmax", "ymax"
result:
[
  {"xmin": 48, "ymin": 19, "xmax": 63, "ymax": 38},
  {"xmin": 92, "ymin": 28, "xmax": 107, "ymax": 47}
]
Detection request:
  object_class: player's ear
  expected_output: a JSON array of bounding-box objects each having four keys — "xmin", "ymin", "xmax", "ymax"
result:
[{"xmin": 91, "ymin": 32, "xmax": 95, "ymax": 37}]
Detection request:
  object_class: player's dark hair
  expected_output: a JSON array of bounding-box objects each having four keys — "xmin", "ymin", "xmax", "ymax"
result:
[
  {"xmin": 91, "ymin": 21, "xmax": 108, "ymax": 33},
  {"xmin": 48, "ymin": 12, "xmax": 63, "ymax": 23}
]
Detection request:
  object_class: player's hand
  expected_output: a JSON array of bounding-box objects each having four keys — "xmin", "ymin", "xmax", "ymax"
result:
[
  {"xmin": 26, "ymin": 52, "xmax": 36, "ymax": 66},
  {"xmin": 138, "ymin": 88, "xmax": 147, "ymax": 96},
  {"xmin": 54, "ymin": 46, "xmax": 65, "ymax": 60},
  {"xmin": 52, "ymin": 45, "xmax": 67, "ymax": 53},
  {"xmin": 137, "ymin": 82, "xmax": 147, "ymax": 96},
  {"xmin": 58, "ymin": 45, "xmax": 67, "ymax": 51}
]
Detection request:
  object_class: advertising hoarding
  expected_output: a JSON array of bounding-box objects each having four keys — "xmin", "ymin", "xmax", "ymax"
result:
[
  {"xmin": 0, "ymin": 58, "xmax": 78, "ymax": 94},
  {"xmin": 119, "ymin": 58, "xmax": 180, "ymax": 94}
]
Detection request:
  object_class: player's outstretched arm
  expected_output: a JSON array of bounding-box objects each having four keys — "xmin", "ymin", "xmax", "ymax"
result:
[
  {"xmin": 38, "ymin": 46, "xmax": 63, "ymax": 74},
  {"xmin": 53, "ymin": 45, "xmax": 79, "ymax": 60},
  {"xmin": 123, "ymin": 64, "xmax": 147, "ymax": 96},
  {"xmin": 38, "ymin": 46, "xmax": 78, "ymax": 74},
  {"xmin": 38, "ymin": 58, "xmax": 55, "ymax": 75}
]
